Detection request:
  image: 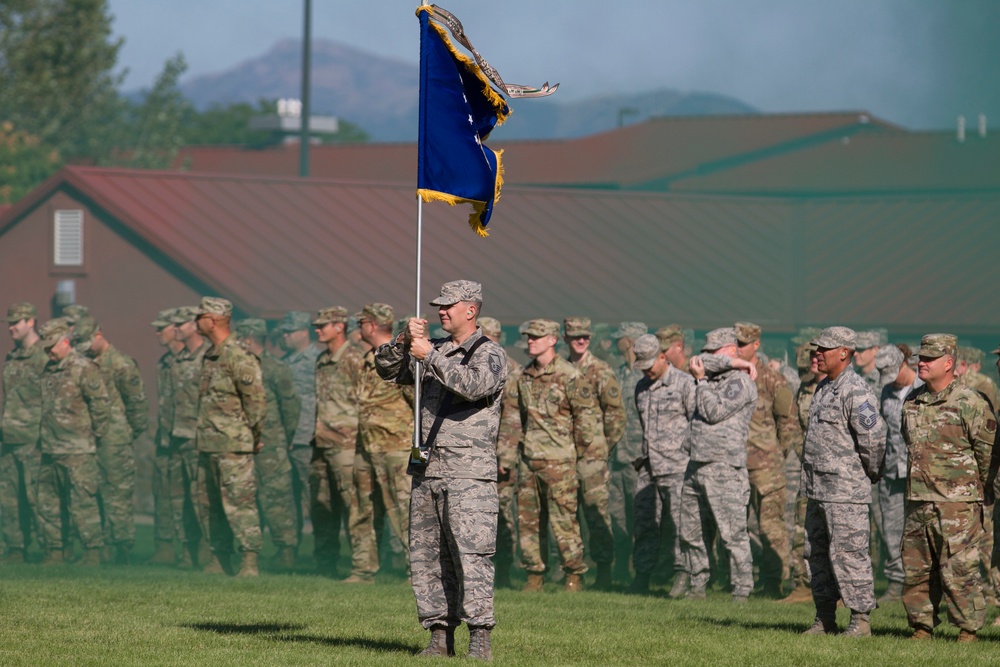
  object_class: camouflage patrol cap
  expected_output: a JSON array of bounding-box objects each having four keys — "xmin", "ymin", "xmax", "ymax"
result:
[
  {"xmin": 196, "ymin": 297, "xmax": 232, "ymax": 318},
  {"xmin": 150, "ymin": 308, "xmax": 178, "ymax": 328},
  {"xmin": 61, "ymin": 304, "xmax": 89, "ymax": 325},
  {"xmin": 72, "ymin": 316, "xmax": 100, "ymax": 349},
  {"xmin": 313, "ymin": 306, "xmax": 349, "ymax": 326},
  {"xmin": 563, "ymin": 317, "xmax": 592, "ymax": 337},
  {"xmin": 734, "ymin": 322, "xmax": 761, "ymax": 344},
  {"xmin": 702, "ymin": 327, "xmax": 738, "ymax": 352},
  {"xmin": 611, "ymin": 322, "xmax": 648, "ymax": 340},
  {"xmin": 479, "ymin": 317, "xmax": 502, "ymax": 339},
  {"xmin": 875, "ymin": 344, "xmax": 904, "ymax": 387},
  {"xmin": 795, "ymin": 343, "xmax": 816, "ymax": 370},
  {"xmin": 279, "ymin": 311, "xmax": 312, "ymax": 332},
  {"xmin": 957, "ymin": 346, "xmax": 985, "ymax": 364},
  {"xmin": 523, "ymin": 319, "xmax": 560, "ymax": 337},
  {"xmin": 235, "ymin": 318, "xmax": 267, "ymax": 338},
  {"xmin": 917, "ymin": 333, "xmax": 957, "ymax": 359},
  {"xmin": 360, "ymin": 303, "xmax": 394, "ymax": 326},
  {"xmin": 633, "ymin": 334, "xmax": 661, "ymax": 371},
  {"xmin": 4, "ymin": 302, "xmax": 36, "ymax": 323},
  {"xmin": 38, "ymin": 318, "xmax": 72, "ymax": 349},
  {"xmin": 655, "ymin": 325, "xmax": 684, "ymax": 350},
  {"xmin": 811, "ymin": 326, "xmax": 856, "ymax": 350},
  {"xmin": 170, "ymin": 306, "xmax": 199, "ymax": 325},
  {"xmin": 790, "ymin": 327, "xmax": 821, "ymax": 345},
  {"xmin": 429, "ymin": 280, "xmax": 482, "ymax": 306},
  {"xmin": 855, "ymin": 331, "xmax": 880, "ymax": 350},
  {"xmin": 515, "ymin": 321, "xmax": 531, "ymax": 349}
]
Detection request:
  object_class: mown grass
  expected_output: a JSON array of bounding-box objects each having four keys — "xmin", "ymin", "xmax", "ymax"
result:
[{"xmin": 1, "ymin": 528, "xmax": 999, "ymax": 665}]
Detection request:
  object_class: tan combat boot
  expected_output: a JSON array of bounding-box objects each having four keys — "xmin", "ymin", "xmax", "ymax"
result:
[
  {"xmin": 417, "ymin": 625, "xmax": 455, "ymax": 657},
  {"xmin": 80, "ymin": 548, "xmax": 102, "ymax": 567},
  {"xmin": 802, "ymin": 615, "xmax": 838, "ymax": 635},
  {"xmin": 877, "ymin": 581, "xmax": 903, "ymax": 605},
  {"xmin": 149, "ymin": 540, "xmax": 174, "ymax": 565},
  {"xmin": 341, "ymin": 574, "xmax": 376, "ymax": 584},
  {"xmin": 957, "ymin": 629, "xmax": 977, "ymax": 643},
  {"xmin": 668, "ymin": 572, "xmax": 690, "ymax": 599},
  {"xmin": 203, "ymin": 553, "xmax": 227, "ymax": 574},
  {"xmin": 778, "ymin": 585, "xmax": 813, "ymax": 604},
  {"xmin": 564, "ymin": 573, "xmax": 583, "ymax": 592},
  {"xmin": 274, "ymin": 546, "xmax": 296, "ymax": 569},
  {"xmin": 236, "ymin": 552, "xmax": 259, "ymax": 577},
  {"xmin": 523, "ymin": 573, "xmax": 544, "ymax": 592},
  {"xmin": 842, "ymin": 611, "xmax": 871, "ymax": 638},
  {"xmin": 909, "ymin": 626, "xmax": 933, "ymax": 640},
  {"xmin": 468, "ymin": 626, "xmax": 492, "ymax": 661}
]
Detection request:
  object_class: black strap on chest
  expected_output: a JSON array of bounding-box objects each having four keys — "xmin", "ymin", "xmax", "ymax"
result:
[{"xmin": 420, "ymin": 335, "xmax": 495, "ymax": 451}]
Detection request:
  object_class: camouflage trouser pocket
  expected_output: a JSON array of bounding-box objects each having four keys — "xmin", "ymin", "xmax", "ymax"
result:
[{"xmin": 451, "ymin": 484, "xmax": 498, "ymax": 555}]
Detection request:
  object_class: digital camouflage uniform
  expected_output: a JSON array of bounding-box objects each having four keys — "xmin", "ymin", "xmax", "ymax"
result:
[
  {"xmin": 902, "ymin": 352, "xmax": 995, "ymax": 634},
  {"xmin": 311, "ymin": 325, "xmax": 364, "ymax": 576},
  {"xmin": 802, "ymin": 345, "xmax": 886, "ymax": 618},
  {"xmin": 0, "ymin": 313, "xmax": 47, "ymax": 557},
  {"xmin": 282, "ymin": 328, "xmax": 321, "ymax": 540},
  {"xmin": 495, "ymin": 356, "xmax": 523, "ymax": 581},
  {"xmin": 679, "ymin": 351, "xmax": 757, "ymax": 598},
  {"xmin": 375, "ymin": 307, "xmax": 508, "ymax": 632},
  {"xmin": 36, "ymin": 322, "xmax": 111, "ymax": 554},
  {"xmin": 787, "ymin": 369, "xmax": 818, "ymax": 591},
  {"xmin": 152, "ymin": 319, "xmax": 177, "ymax": 550},
  {"xmin": 195, "ymin": 325, "xmax": 267, "ymax": 558}
]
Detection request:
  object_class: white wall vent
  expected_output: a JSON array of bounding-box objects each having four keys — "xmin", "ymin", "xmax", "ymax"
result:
[{"xmin": 54, "ymin": 210, "xmax": 84, "ymax": 266}]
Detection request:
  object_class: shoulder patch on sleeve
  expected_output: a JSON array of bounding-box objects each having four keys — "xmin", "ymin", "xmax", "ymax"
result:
[
  {"xmin": 857, "ymin": 400, "xmax": 878, "ymax": 430},
  {"xmin": 488, "ymin": 351, "xmax": 502, "ymax": 378}
]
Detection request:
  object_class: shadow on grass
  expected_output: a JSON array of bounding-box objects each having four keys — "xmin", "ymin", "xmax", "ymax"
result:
[
  {"xmin": 186, "ymin": 622, "xmax": 415, "ymax": 654},
  {"xmin": 701, "ymin": 616, "xmax": 925, "ymax": 639}
]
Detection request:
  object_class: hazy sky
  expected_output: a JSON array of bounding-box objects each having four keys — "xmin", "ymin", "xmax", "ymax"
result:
[{"xmin": 108, "ymin": 0, "xmax": 1000, "ymax": 130}]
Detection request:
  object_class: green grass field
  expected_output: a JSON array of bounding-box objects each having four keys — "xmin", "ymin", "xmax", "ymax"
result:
[{"xmin": 2, "ymin": 527, "xmax": 1000, "ymax": 666}]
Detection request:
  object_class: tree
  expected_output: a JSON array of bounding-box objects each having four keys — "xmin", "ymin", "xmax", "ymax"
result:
[{"xmin": 0, "ymin": 122, "xmax": 61, "ymax": 205}]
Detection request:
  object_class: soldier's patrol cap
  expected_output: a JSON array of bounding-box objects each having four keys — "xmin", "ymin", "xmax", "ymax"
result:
[
  {"xmin": 917, "ymin": 333, "xmax": 958, "ymax": 359},
  {"xmin": 523, "ymin": 319, "xmax": 560, "ymax": 337},
  {"xmin": 196, "ymin": 297, "xmax": 232, "ymax": 318},
  {"xmin": 795, "ymin": 343, "xmax": 816, "ymax": 370},
  {"xmin": 633, "ymin": 334, "xmax": 661, "ymax": 371},
  {"xmin": 734, "ymin": 322, "xmax": 761, "ymax": 344},
  {"xmin": 479, "ymin": 317, "xmax": 503, "ymax": 342},
  {"xmin": 957, "ymin": 346, "xmax": 984, "ymax": 364},
  {"xmin": 72, "ymin": 316, "xmax": 100, "ymax": 348},
  {"xmin": 170, "ymin": 306, "xmax": 199, "ymax": 325},
  {"xmin": 855, "ymin": 331, "xmax": 880, "ymax": 350},
  {"xmin": 611, "ymin": 322, "xmax": 648, "ymax": 340},
  {"xmin": 235, "ymin": 318, "xmax": 267, "ymax": 338},
  {"xmin": 313, "ymin": 306, "xmax": 349, "ymax": 326},
  {"xmin": 702, "ymin": 327, "xmax": 738, "ymax": 352},
  {"xmin": 61, "ymin": 304, "xmax": 89, "ymax": 325},
  {"xmin": 4, "ymin": 302, "xmax": 36, "ymax": 323},
  {"xmin": 279, "ymin": 311, "xmax": 312, "ymax": 332},
  {"xmin": 655, "ymin": 325, "xmax": 684, "ymax": 349},
  {"xmin": 429, "ymin": 280, "xmax": 482, "ymax": 306},
  {"xmin": 514, "ymin": 321, "xmax": 531, "ymax": 349},
  {"xmin": 563, "ymin": 317, "xmax": 592, "ymax": 337},
  {"xmin": 790, "ymin": 327, "xmax": 822, "ymax": 345},
  {"xmin": 360, "ymin": 303, "xmax": 394, "ymax": 326},
  {"xmin": 150, "ymin": 308, "xmax": 177, "ymax": 328},
  {"xmin": 39, "ymin": 318, "xmax": 72, "ymax": 349},
  {"xmin": 811, "ymin": 326, "xmax": 856, "ymax": 350},
  {"xmin": 875, "ymin": 345, "xmax": 904, "ymax": 387}
]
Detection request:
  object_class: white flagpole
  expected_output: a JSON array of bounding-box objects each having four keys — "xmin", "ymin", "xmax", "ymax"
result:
[{"xmin": 413, "ymin": 196, "xmax": 423, "ymax": 455}]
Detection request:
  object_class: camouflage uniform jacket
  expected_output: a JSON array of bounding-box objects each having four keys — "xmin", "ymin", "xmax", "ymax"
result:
[
  {"xmin": 357, "ymin": 347, "xmax": 414, "ymax": 454},
  {"xmin": 1, "ymin": 340, "xmax": 48, "ymax": 445},
  {"xmin": 572, "ymin": 351, "xmax": 626, "ymax": 452},
  {"xmin": 613, "ymin": 362, "xmax": 645, "ymax": 467},
  {"xmin": 635, "ymin": 364, "xmax": 695, "ymax": 477},
  {"xmin": 170, "ymin": 341, "xmax": 209, "ymax": 440},
  {"xmin": 313, "ymin": 342, "xmax": 363, "ymax": 450},
  {"xmin": 746, "ymin": 357, "xmax": 801, "ymax": 470},
  {"xmin": 375, "ymin": 328, "xmax": 508, "ymax": 480},
  {"xmin": 687, "ymin": 354, "xmax": 757, "ymax": 468},
  {"xmin": 284, "ymin": 345, "xmax": 320, "ymax": 446},
  {"xmin": 860, "ymin": 365, "xmax": 880, "ymax": 392},
  {"xmin": 801, "ymin": 367, "xmax": 886, "ymax": 504},
  {"xmin": 40, "ymin": 350, "xmax": 111, "ymax": 454},
  {"xmin": 880, "ymin": 377, "xmax": 923, "ymax": 480},
  {"xmin": 196, "ymin": 335, "xmax": 266, "ymax": 454},
  {"xmin": 516, "ymin": 355, "xmax": 601, "ymax": 463},
  {"xmin": 155, "ymin": 349, "xmax": 176, "ymax": 447},
  {"xmin": 902, "ymin": 380, "xmax": 995, "ymax": 502},
  {"xmin": 496, "ymin": 358, "xmax": 523, "ymax": 470},
  {"xmin": 959, "ymin": 370, "xmax": 1000, "ymax": 416},
  {"xmin": 260, "ymin": 351, "xmax": 301, "ymax": 448},
  {"xmin": 95, "ymin": 344, "xmax": 148, "ymax": 446}
]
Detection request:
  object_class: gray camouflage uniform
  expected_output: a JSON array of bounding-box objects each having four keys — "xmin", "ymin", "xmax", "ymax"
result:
[{"xmin": 283, "ymin": 342, "xmax": 320, "ymax": 537}]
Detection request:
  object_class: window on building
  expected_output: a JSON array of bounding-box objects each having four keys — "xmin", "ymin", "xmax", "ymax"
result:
[{"xmin": 53, "ymin": 210, "xmax": 83, "ymax": 266}]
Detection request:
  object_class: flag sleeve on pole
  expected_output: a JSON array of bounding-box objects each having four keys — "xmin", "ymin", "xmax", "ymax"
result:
[{"xmin": 416, "ymin": 5, "xmax": 510, "ymax": 237}]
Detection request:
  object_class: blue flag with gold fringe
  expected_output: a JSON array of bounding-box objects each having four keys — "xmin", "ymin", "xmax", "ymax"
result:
[{"xmin": 416, "ymin": 6, "xmax": 510, "ymax": 237}]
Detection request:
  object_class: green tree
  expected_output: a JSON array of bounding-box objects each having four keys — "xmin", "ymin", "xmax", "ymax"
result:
[{"xmin": 0, "ymin": 121, "xmax": 62, "ymax": 205}]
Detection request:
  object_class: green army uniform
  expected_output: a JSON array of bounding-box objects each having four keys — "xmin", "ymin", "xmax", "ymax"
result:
[
  {"xmin": 495, "ymin": 353, "xmax": 523, "ymax": 587},
  {"xmin": 150, "ymin": 309, "xmax": 179, "ymax": 560}
]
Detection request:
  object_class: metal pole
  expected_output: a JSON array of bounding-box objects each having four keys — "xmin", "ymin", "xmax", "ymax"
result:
[
  {"xmin": 413, "ymin": 197, "xmax": 423, "ymax": 450},
  {"xmin": 299, "ymin": 0, "xmax": 312, "ymax": 177}
]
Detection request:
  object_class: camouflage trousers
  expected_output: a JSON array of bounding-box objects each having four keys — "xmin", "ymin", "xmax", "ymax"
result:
[
  {"xmin": 748, "ymin": 465, "xmax": 789, "ymax": 584},
  {"xmin": 97, "ymin": 440, "xmax": 136, "ymax": 546},
  {"xmin": 902, "ymin": 501, "xmax": 986, "ymax": 632},
  {"xmin": 518, "ymin": 457, "xmax": 587, "ymax": 575},
  {"xmin": 0, "ymin": 442, "xmax": 40, "ymax": 552},
  {"xmin": 633, "ymin": 470, "xmax": 683, "ymax": 575},
  {"xmin": 351, "ymin": 448, "xmax": 411, "ymax": 577},
  {"xmin": 981, "ymin": 504, "xmax": 998, "ymax": 598},
  {"xmin": 288, "ymin": 444, "xmax": 312, "ymax": 543},
  {"xmin": 151, "ymin": 445, "xmax": 174, "ymax": 542},
  {"xmin": 495, "ymin": 463, "xmax": 518, "ymax": 569},
  {"xmin": 195, "ymin": 452, "xmax": 262, "ymax": 555},
  {"xmin": 608, "ymin": 460, "xmax": 638, "ymax": 575},
  {"xmin": 254, "ymin": 444, "xmax": 297, "ymax": 549},
  {"xmin": 309, "ymin": 446, "xmax": 356, "ymax": 571},
  {"xmin": 168, "ymin": 438, "xmax": 203, "ymax": 549},
  {"xmin": 680, "ymin": 462, "xmax": 753, "ymax": 597},
  {"xmin": 789, "ymin": 490, "xmax": 810, "ymax": 587},
  {"xmin": 35, "ymin": 453, "xmax": 103, "ymax": 550},
  {"xmin": 805, "ymin": 499, "xmax": 875, "ymax": 613},
  {"xmin": 877, "ymin": 476, "xmax": 906, "ymax": 584},
  {"xmin": 576, "ymin": 442, "xmax": 614, "ymax": 565},
  {"xmin": 410, "ymin": 475, "xmax": 497, "ymax": 629}
]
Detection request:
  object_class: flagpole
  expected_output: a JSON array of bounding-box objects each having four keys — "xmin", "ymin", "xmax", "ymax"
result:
[{"xmin": 413, "ymin": 195, "xmax": 423, "ymax": 454}]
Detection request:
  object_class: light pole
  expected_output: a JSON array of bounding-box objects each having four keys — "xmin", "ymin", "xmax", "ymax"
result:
[{"xmin": 299, "ymin": 0, "xmax": 312, "ymax": 176}]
